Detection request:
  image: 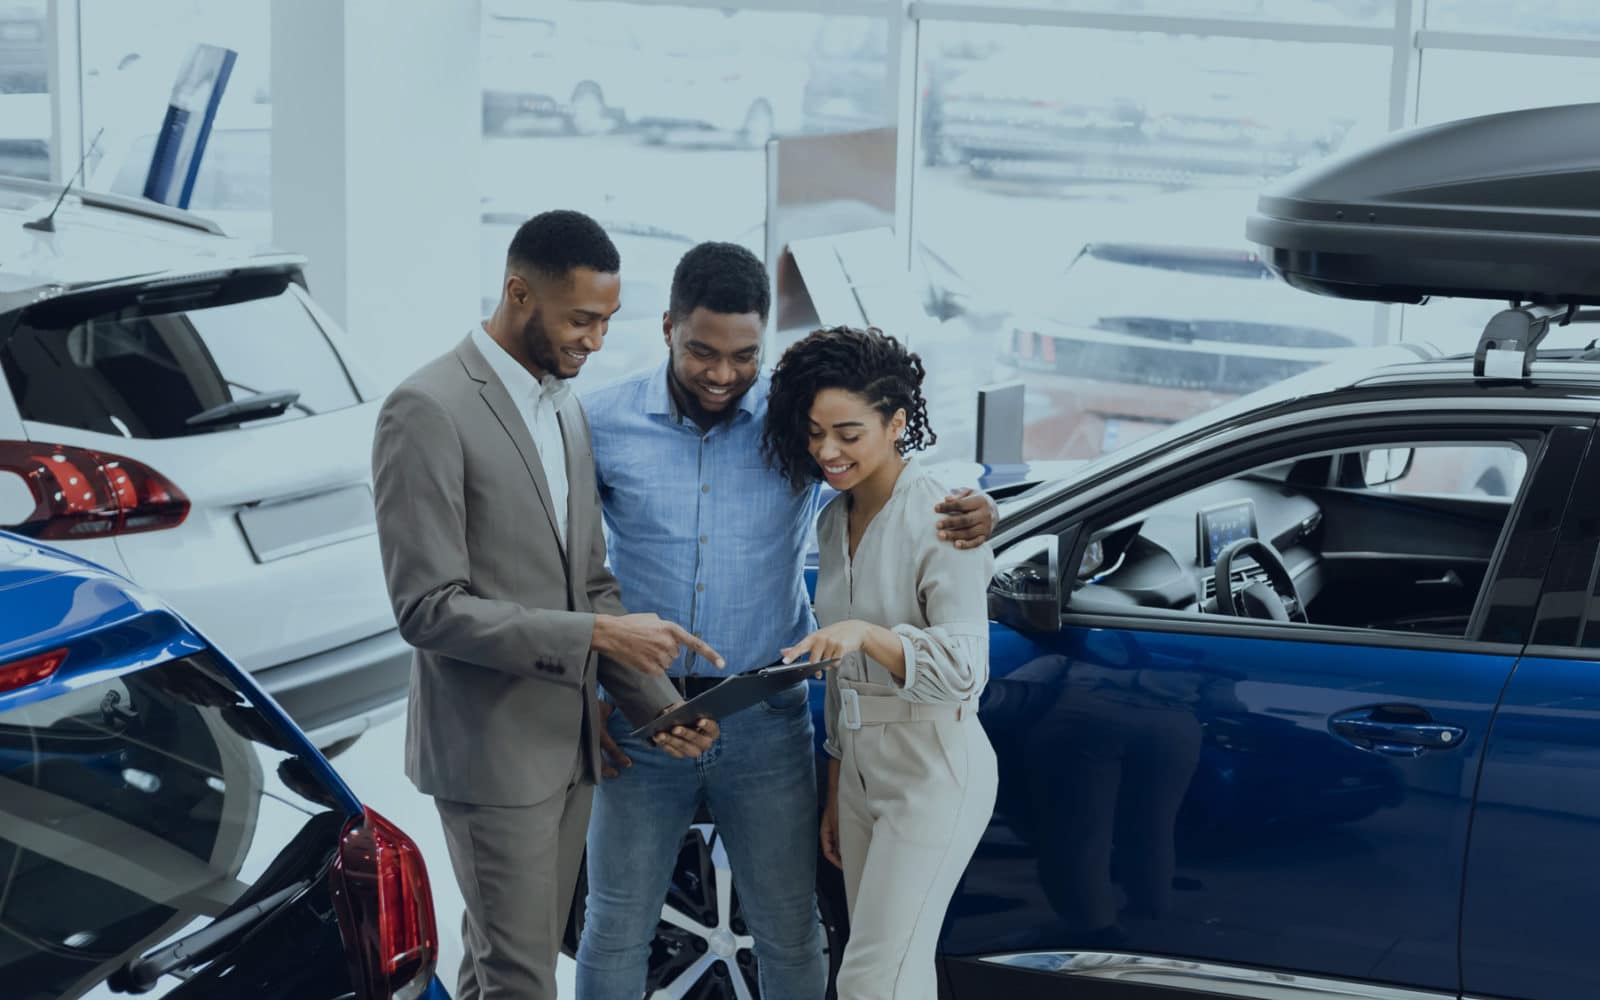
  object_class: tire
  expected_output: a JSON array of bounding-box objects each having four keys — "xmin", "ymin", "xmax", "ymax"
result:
[
  {"xmin": 567, "ymin": 822, "xmax": 847, "ymax": 999},
  {"xmin": 738, "ymin": 100, "xmax": 776, "ymax": 150},
  {"xmin": 567, "ymin": 83, "xmax": 612, "ymax": 137}
]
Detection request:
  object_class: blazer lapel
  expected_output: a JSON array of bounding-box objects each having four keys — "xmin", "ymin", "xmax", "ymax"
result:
[
  {"xmin": 455, "ymin": 338, "xmax": 568, "ymax": 564},
  {"xmin": 557, "ymin": 404, "xmax": 588, "ymax": 587}
]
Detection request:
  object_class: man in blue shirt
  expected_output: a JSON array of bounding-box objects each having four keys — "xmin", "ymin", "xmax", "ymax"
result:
[{"xmin": 576, "ymin": 242, "xmax": 995, "ymax": 1000}]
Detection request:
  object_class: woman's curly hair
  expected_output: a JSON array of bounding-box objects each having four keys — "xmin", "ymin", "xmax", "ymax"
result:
[{"xmin": 762, "ymin": 325, "xmax": 936, "ymax": 491}]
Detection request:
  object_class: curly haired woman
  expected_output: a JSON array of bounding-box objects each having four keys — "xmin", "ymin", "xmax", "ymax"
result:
[{"xmin": 764, "ymin": 325, "xmax": 999, "ymax": 1000}]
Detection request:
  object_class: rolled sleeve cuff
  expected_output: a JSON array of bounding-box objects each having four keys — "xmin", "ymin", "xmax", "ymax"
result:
[
  {"xmin": 893, "ymin": 628, "xmax": 920, "ymax": 694},
  {"xmin": 823, "ymin": 737, "xmax": 843, "ymax": 759}
]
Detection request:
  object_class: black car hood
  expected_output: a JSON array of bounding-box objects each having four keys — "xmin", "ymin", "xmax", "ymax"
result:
[{"xmin": 1246, "ymin": 102, "xmax": 1600, "ymax": 305}]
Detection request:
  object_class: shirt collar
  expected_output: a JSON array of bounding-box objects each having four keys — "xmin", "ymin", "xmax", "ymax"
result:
[
  {"xmin": 471, "ymin": 325, "xmax": 571, "ymax": 408},
  {"xmin": 644, "ymin": 359, "xmax": 765, "ymax": 426}
]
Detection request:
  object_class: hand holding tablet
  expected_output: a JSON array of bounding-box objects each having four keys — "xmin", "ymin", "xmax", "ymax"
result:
[{"xmin": 630, "ymin": 658, "xmax": 842, "ymax": 740}]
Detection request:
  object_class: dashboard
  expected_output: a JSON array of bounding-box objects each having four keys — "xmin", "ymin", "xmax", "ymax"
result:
[{"xmin": 1072, "ymin": 475, "xmax": 1324, "ymax": 615}]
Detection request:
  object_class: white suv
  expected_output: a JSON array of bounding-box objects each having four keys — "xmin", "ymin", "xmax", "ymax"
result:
[{"xmin": 0, "ymin": 174, "xmax": 405, "ymax": 750}]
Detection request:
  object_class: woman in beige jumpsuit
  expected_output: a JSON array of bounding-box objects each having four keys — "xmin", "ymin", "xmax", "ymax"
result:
[{"xmin": 763, "ymin": 325, "xmax": 999, "ymax": 1000}]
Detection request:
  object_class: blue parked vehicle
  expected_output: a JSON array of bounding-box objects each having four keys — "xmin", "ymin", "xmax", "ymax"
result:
[
  {"xmin": 619, "ymin": 104, "xmax": 1600, "ymax": 1000},
  {"xmin": 0, "ymin": 531, "xmax": 449, "ymax": 1000}
]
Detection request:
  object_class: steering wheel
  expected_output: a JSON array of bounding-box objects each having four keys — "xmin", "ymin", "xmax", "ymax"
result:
[{"xmin": 1213, "ymin": 538, "xmax": 1308, "ymax": 624}]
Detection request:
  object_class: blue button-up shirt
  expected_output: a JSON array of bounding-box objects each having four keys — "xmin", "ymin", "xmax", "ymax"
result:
[{"xmin": 583, "ymin": 361, "xmax": 820, "ymax": 677}]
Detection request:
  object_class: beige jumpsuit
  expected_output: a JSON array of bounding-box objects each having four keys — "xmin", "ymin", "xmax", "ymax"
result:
[{"xmin": 815, "ymin": 458, "xmax": 1000, "ymax": 1000}]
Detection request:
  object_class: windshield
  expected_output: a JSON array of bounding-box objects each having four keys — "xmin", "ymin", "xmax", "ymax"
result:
[{"xmin": 0, "ymin": 652, "xmax": 354, "ymax": 999}]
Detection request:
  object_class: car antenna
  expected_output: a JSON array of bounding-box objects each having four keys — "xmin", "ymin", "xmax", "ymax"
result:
[{"xmin": 23, "ymin": 127, "xmax": 105, "ymax": 234}]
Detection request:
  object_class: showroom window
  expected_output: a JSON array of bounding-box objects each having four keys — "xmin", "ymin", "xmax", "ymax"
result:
[
  {"xmin": 912, "ymin": 22, "xmax": 1385, "ymax": 462},
  {"xmin": 479, "ymin": 0, "xmax": 888, "ymax": 387},
  {"xmin": 927, "ymin": 0, "xmax": 1394, "ymax": 26},
  {"xmin": 1425, "ymin": 0, "xmax": 1600, "ymax": 38},
  {"xmin": 78, "ymin": 0, "xmax": 273, "ymax": 245},
  {"xmin": 0, "ymin": 0, "xmax": 49, "ymax": 181}
]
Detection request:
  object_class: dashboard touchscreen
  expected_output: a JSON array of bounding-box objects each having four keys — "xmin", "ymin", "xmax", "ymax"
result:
[{"xmin": 1197, "ymin": 500, "xmax": 1258, "ymax": 567}]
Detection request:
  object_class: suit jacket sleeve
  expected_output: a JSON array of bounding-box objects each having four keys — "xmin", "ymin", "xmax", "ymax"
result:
[{"xmin": 372, "ymin": 384, "xmax": 590, "ymax": 686}]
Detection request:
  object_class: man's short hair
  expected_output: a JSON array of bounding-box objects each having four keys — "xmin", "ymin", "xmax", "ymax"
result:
[
  {"xmin": 507, "ymin": 210, "xmax": 620, "ymax": 281},
  {"xmin": 669, "ymin": 242, "xmax": 770, "ymax": 325}
]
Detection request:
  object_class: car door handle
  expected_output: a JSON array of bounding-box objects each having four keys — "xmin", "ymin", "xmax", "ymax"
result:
[{"xmin": 1330, "ymin": 708, "xmax": 1466, "ymax": 757}]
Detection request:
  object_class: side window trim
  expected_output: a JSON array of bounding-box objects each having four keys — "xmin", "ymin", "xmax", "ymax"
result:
[
  {"xmin": 1471, "ymin": 422, "xmax": 1593, "ymax": 646},
  {"xmin": 1527, "ymin": 425, "xmax": 1600, "ymax": 652}
]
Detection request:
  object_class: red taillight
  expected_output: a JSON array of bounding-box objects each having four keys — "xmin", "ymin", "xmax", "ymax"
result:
[
  {"xmin": 0, "ymin": 647, "xmax": 67, "ymax": 693},
  {"xmin": 0, "ymin": 440, "xmax": 189, "ymax": 540},
  {"xmin": 330, "ymin": 806, "xmax": 438, "ymax": 1000}
]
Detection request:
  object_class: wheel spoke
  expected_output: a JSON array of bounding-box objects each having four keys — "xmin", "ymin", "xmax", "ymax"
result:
[
  {"xmin": 661, "ymin": 902, "xmax": 714, "ymax": 939},
  {"xmin": 734, "ymin": 934, "xmax": 755, "ymax": 951},
  {"xmin": 728, "ymin": 962, "xmax": 757, "ymax": 1000},
  {"xmin": 710, "ymin": 832, "xmax": 735, "ymax": 931},
  {"xmin": 652, "ymin": 951, "xmax": 717, "ymax": 1000}
]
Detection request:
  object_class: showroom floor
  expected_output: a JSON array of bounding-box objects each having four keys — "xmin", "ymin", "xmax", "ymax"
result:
[{"xmin": 338, "ymin": 716, "xmax": 580, "ymax": 995}]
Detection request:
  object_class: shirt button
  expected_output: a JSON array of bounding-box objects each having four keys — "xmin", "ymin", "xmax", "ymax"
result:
[
  {"xmin": 696, "ymin": 583, "xmax": 705, "ymax": 592},
  {"xmin": 701, "ymin": 485, "xmax": 710, "ymax": 493},
  {"xmin": 699, "ymin": 535, "xmax": 708, "ymax": 543}
]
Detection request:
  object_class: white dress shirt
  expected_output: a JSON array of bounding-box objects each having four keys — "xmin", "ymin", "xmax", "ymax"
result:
[{"xmin": 471, "ymin": 324, "xmax": 570, "ymax": 544}]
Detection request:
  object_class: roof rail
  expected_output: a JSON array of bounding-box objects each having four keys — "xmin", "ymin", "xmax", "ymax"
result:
[{"xmin": 0, "ymin": 174, "xmax": 224, "ymax": 236}]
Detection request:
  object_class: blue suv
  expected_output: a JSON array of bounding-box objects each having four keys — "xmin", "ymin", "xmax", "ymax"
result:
[
  {"xmin": 621, "ymin": 103, "xmax": 1600, "ymax": 1000},
  {"xmin": 0, "ymin": 531, "xmax": 450, "ymax": 999}
]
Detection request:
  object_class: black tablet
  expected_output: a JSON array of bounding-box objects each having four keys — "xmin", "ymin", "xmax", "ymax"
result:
[{"xmin": 629, "ymin": 659, "xmax": 839, "ymax": 740}]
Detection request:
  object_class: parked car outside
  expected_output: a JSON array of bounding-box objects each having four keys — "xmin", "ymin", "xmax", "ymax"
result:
[
  {"xmin": 996, "ymin": 240, "xmax": 1361, "ymax": 460},
  {"xmin": 481, "ymin": 0, "xmax": 632, "ymax": 137},
  {"xmin": 0, "ymin": 90, "xmax": 48, "ymax": 181},
  {"xmin": 0, "ymin": 0, "xmax": 46, "ymax": 94},
  {"xmin": 0, "ymin": 175, "xmax": 408, "ymax": 751},
  {"xmin": 0, "ymin": 527, "xmax": 447, "ymax": 998},
  {"xmin": 621, "ymin": 7, "xmax": 811, "ymax": 148}
]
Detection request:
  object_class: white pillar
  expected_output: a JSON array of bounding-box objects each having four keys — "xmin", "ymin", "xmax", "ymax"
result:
[
  {"xmin": 46, "ymin": 0, "xmax": 84, "ymax": 184},
  {"xmin": 271, "ymin": 0, "xmax": 482, "ymax": 382}
]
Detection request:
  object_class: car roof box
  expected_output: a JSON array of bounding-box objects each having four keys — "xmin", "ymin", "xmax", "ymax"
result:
[{"xmin": 1246, "ymin": 103, "xmax": 1600, "ymax": 306}]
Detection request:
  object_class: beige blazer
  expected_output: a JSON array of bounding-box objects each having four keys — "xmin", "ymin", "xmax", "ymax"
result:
[{"xmin": 372, "ymin": 334, "xmax": 676, "ymax": 807}]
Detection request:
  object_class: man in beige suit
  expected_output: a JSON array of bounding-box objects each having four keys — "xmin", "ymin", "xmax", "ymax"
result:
[{"xmin": 372, "ymin": 210, "xmax": 722, "ymax": 999}]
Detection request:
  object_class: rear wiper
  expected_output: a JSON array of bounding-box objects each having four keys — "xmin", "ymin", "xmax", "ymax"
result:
[
  {"xmin": 185, "ymin": 389, "xmax": 303, "ymax": 430},
  {"xmin": 109, "ymin": 878, "xmax": 311, "ymax": 992}
]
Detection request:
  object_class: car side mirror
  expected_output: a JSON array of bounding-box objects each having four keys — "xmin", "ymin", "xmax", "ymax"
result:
[
  {"xmin": 1363, "ymin": 447, "xmax": 1415, "ymax": 487},
  {"xmin": 988, "ymin": 533, "xmax": 1061, "ymax": 633}
]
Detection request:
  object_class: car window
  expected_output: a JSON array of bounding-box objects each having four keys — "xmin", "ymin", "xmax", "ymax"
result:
[
  {"xmin": 2, "ymin": 286, "xmax": 360, "ymax": 439},
  {"xmin": 1360, "ymin": 444, "xmax": 1527, "ymax": 499},
  {"xmin": 1071, "ymin": 433, "xmax": 1535, "ymax": 640},
  {"xmin": 0, "ymin": 653, "xmax": 350, "ymax": 998}
]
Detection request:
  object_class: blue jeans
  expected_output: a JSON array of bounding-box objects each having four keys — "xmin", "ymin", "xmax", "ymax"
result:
[{"xmin": 576, "ymin": 679, "xmax": 826, "ymax": 1000}]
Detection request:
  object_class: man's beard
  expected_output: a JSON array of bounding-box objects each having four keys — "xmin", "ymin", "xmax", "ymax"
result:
[
  {"xmin": 668, "ymin": 362, "xmax": 739, "ymax": 427},
  {"xmin": 520, "ymin": 308, "xmax": 568, "ymax": 379}
]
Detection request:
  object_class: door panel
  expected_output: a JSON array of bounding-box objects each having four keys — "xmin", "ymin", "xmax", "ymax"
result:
[
  {"xmin": 1462, "ymin": 428, "xmax": 1600, "ymax": 1000},
  {"xmin": 947, "ymin": 622, "xmax": 1513, "ymax": 993},
  {"xmin": 1460, "ymin": 654, "xmax": 1600, "ymax": 1000}
]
